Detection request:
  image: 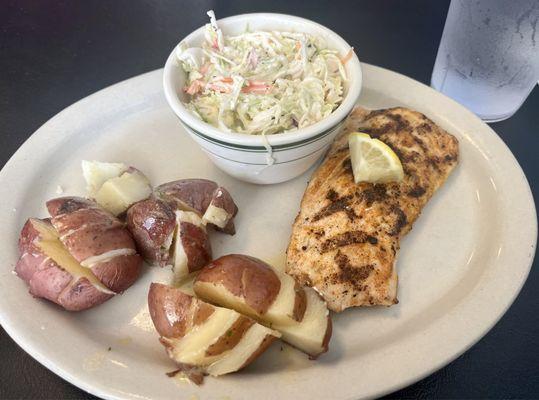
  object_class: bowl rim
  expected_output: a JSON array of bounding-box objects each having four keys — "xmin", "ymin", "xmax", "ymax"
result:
[{"xmin": 162, "ymin": 12, "xmax": 362, "ymax": 148}]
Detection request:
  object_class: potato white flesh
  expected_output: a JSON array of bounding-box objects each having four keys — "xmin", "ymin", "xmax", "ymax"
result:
[
  {"xmin": 176, "ymin": 210, "xmax": 205, "ymax": 227},
  {"xmin": 206, "ymin": 323, "xmax": 277, "ymax": 376},
  {"xmin": 273, "ymin": 287, "xmax": 330, "ymax": 357},
  {"xmin": 202, "ymin": 204, "xmax": 230, "ymax": 228},
  {"xmin": 171, "ymin": 239, "xmax": 188, "ymax": 281},
  {"xmin": 194, "ymin": 268, "xmax": 301, "ymax": 326},
  {"xmin": 162, "ymin": 308, "xmax": 240, "ymax": 365},
  {"xmin": 33, "ymin": 219, "xmax": 114, "ymax": 294},
  {"xmin": 171, "ymin": 211, "xmax": 205, "ymax": 282},
  {"xmin": 161, "ymin": 307, "xmax": 278, "ymax": 377},
  {"xmin": 81, "ymin": 160, "xmax": 127, "ymax": 196},
  {"xmin": 175, "ymin": 272, "xmax": 197, "ymax": 296},
  {"xmin": 80, "ymin": 248, "xmax": 137, "ymax": 267},
  {"xmin": 95, "ymin": 170, "xmax": 152, "ymax": 215},
  {"xmin": 267, "ymin": 271, "xmax": 303, "ymax": 325},
  {"xmin": 194, "ymin": 283, "xmax": 256, "ymax": 319}
]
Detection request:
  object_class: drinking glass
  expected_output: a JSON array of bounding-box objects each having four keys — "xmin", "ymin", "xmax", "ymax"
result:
[{"xmin": 431, "ymin": 0, "xmax": 539, "ymax": 122}]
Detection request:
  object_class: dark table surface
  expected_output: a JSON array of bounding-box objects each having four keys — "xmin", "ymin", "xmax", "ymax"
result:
[{"xmin": 1, "ymin": 1, "xmax": 538, "ymax": 399}]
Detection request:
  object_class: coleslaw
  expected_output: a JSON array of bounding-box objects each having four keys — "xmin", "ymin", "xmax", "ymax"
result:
[{"xmin": 177, "ymin": 10, "xmax": 352, "ymax": 135}]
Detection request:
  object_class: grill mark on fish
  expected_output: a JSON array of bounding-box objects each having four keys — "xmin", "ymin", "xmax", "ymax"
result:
[
  {"xmin": 357, "ymin": 184, "xmax": 387, "ymax": 207},
  {"xmin": 407, "ymin": 186, "xmax": 426, "ymax": 198},
  {"xmin": 403, "ymin": 151, "xmax": 421, "ymax": 164},
  {"xmin": 312, "ymin": 228, "xmax": 325, "ymax": 238},
  {"xmin": 361, "ymin": 109, "xmax": 411, "ymax": 138},
  {"xmin": 379, "ymin": 138, "xmax": 420, "ymax": 166},
  {"xmin": 384, "ymin": 112, "xmax": 411, "ymax": 132},
  {"xmin": 411, "ymin": 135, "xmax": 429, "ymax": 154},
  {"xmin": 444, "ymin": 154, "xmax": 458, "ymax": 163},
  {"xmin": 427, "ymin": 157, "xmax": 442, "ymax": 172},
  {"xmin": 326, "ymin": 189, "xmax": 338, "ymax": 202},
  {"xmin": 320, "ymin": 231, "xmax": 378, "ymax": 253},
  {"xmin": 365, "ymin": 109, "xmax": 387, "ymax": 120},
  {"xmin": 360, "ymin": 124, "xmax": 392, "ymax": 138},
  {"xmin": 417, "ymin": 122, "xmax": 433, "ymax": 134},
  {"xmin": 314, "ymin": 192, "xmax": 357, "ymax": 222},
  {"xmin": 332, "ymin": 251, "xmax": 374, "ymax": 286},
  {"xmin": 389, "ymin": 206, "xmax": 407, "ymax": 236}
]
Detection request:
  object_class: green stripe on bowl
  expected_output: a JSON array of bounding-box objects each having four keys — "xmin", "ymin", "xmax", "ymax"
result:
[
  {"xmin": 178, "ymin": 115, "xmax": 347, "ymax": 153},
  {"xmin": 202, "ymin": 143, "xmax": 330, "ymax": 165}
]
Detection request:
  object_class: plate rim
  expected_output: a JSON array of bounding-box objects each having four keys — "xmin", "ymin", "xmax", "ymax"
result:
[{"xmin": 0, "ymin": 64, "xmax": 536, "ymax": 400}]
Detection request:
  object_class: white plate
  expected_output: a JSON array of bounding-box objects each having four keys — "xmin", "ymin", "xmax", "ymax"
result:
[{"xmin": 0, "ymin": 64, "xmax": 535, "ymax": 400}]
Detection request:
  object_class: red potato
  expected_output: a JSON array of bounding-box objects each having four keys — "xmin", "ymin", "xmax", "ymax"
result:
[
  {"xmin": 125, "ymin": 199, "xmax": 212, "ymax": 280},
  {"xmin": 46, "ymin": 197, "xmax": 142, "ymax": 293},
  {"xmin": 126, "ymin": 198, "xmax": 176, "ymax": 266},
  {"xmin": 154, "ymin": 179, "xmax": 238, "ymax": 234},
  {"xmin": 154, "ymin": 179, "xmax": 217, "ymax": 214},
  {"xmin": 148, "ymin": 283, "xmax": 280, "ymax": 384},
  {"xmin": 194, "ymin": 255, "xmax": 306, "ymax": 326},
  {"xmin": 81, "ymin": 161, "xmax": 153, "ymax": 216},
  {"xmin": 273, "ymin": 287, "xmax": 332, "ymax": 359},
  {"xmin": 171, "ymin": 211, "xmax": 212, "ymax": 281},
  {"xmin": 148, "ymin": 282, "xmax": 215, "ymax": 338},
  {"xmin": 15, "ymin": 218, "xmax": 113, "ymax": 311},
  {"xmin": 193, "ymin": 254, "xmax": 332, "ymax": 358},
  {"xmin": 81, "ymin": 160, "xmax": 128, "ymax": 197},
  {"xmin": 202, "ymin": 186, "xmax": 238, "ymax": 234},
  {"xmin": 94, "ymin": 167, "xmax": 152, "ymax": 216}
]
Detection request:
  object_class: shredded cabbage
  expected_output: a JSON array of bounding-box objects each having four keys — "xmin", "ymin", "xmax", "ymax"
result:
[{"xmin": 177, "ymin": 10, "xmax": 350, "ymax": 135}]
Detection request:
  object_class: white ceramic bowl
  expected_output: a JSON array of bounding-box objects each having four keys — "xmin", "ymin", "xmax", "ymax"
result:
[{"xmin": 163, "ymin": 13, "xmax": 362, "ymax": 184}]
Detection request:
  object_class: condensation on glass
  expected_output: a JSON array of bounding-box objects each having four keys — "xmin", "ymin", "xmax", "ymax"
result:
[{"xmin": 432, "ymin": 0, "xmax": 539, "ymax": 122}]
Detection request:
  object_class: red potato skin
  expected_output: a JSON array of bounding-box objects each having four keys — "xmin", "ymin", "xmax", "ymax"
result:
[
  {"xmin": 166, "ymin": 366, "xmax": 205, "ymax": 386},
  {"xmin": 46, "ymin": 197, "xmax": 96, "ymax": 216},
  {"xmin": 126, "ymin": 198, "xmax": 176, "ymax": 266},
  {"xmin": 179, "ymin": 221, "xmax": 212, "ymax": 273},
  {"xmin": 219, "ymin": 221, "xmax": 236, "ymax": 235},
  {"xmin": 18, "ymin": 217, "xmax": 50, "ymax": 254},
  {"xmin": 239, "ymin": 334, "xmax": 277, "ymax": 369},
  {"xmin": 195, "ymin": 254, "xmax": 281, "ymax": 315},
  {"xmin": 154, "ymin": 179, "xmax": 217, "ymax": 214},
  {"xmin": 61, "ymin": 224, "xmax": 136, "ymax": 263},
  {"xmin": 154, "ymin": 179, "xmax": 238, "ymax": 235},
  {"xmin": 14, "ymin": 252, "xmax": 44, "ymax": 283},
  {"xmin": 46, "ymin": 197, "xmax": 136, "ymax": 262},
  {"xmin": 15, "ymin": 251, "xmax": 71, "ymax": 304},
  {"xmin": 206, "ymin": 186, "xmax": 238, "ymax": 235},
  {"xmin": 148, "ymin": 282, "xmax": 214, "ymax": 338},
  {"xmin": 16, "ymin": 218, "xmax": 52, "ymax": 281},
  {"xmin": 56, "ymin": 277, "xmax": 113, "ymax": 311},
  {"xmin": 91, "ymin": 254, "xmax": 142, "ymax": 293},
  {"xmin": 319, "ymin": 316, "xmax": 333, "ymax": 358},
  {"xmin": 125, "ymin": 197, "xmax": 212, "ymax": 271},
  {"xmin": 50, "ymin": 207, "xmax": 122, "ymax": 234},
  {"xmin": 292, "ymin": 284, "xmax": 307, "ymax": 321},
  {"xmin": 46, "ymin": 197, "xmax": 142, "ymax": 293},
  {"xmin": 205, "ymin": 317, "xmax": 255, "ymax": 357},
  {"xmin": 15, "ymin": 218, "xmax": 112, "ymax": 311}
]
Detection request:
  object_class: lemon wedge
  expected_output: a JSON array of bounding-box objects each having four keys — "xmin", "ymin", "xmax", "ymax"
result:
[{"xmin": 348, "ymin": 132, "xmax": 404, "ymax": 184}]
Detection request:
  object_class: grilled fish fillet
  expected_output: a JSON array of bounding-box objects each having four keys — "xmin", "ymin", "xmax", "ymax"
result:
[{"xmin": 286, "ymin": 107, "xmax": 459, "ymax": 312}]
